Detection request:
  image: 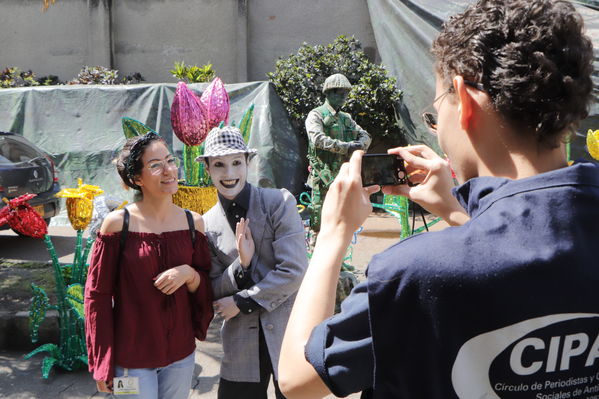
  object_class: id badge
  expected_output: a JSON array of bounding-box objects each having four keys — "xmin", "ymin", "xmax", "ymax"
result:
[{"xmin": 113, "ymin": 369, "xmax": 140, "ymax": 395}]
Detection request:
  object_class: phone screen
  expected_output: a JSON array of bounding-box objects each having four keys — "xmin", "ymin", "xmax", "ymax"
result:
[{"xmin": 361, "ymin": 154, "xmax": 407, "ymax": 187}]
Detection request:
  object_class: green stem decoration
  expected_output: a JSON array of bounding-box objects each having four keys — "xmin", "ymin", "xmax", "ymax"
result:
[
  {"xmin": 183, "ymin": 144, "xmax": 202, "ymax": 186},
  {"xmin": 72, "ymin": 230, "xmax": 83, "ymax": 283},
  {"xmin": 413, "ymin": 217, "xmax": 443, "ymax": 235},
  {"xmin": 45, "ymin": 235, "xmax": 62, "ymax": 279},
  {"xmin": 398, "ymin": 196, "xmax": 411, "ymax": 239},
  {"xmin": 78, "ymin": 238, "xmax": 94, "ymax": 282},
  {"xmin": 197, "ymin": 142, "xmax": 212, "ymax": 186},
  {"xmin": 26, "ymin": 234, "xmax": 92, "ymax": 378},
  {"xmin": 372, "ymin": 195, "xmax": 442, "ymax": 239}
]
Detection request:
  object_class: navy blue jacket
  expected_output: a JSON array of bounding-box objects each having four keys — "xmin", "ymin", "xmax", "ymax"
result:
[{"xmin": 306, "ymin": 161, "xmax": 599, "ymax": 398}]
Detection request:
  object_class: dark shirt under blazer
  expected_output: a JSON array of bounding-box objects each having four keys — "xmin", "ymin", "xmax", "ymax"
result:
[
  {"xmin": 204, "ymin": 184, "xmax": 308, "ymax": 382},
  {"xmin": 218, "ymin": 183, "xmax": 261, "ymax": 313}
]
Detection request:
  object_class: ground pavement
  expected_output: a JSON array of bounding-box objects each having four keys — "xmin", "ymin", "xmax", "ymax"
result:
[{"xmin": 0, "ymin": 212, "xmax": 448, "ymax": 398}]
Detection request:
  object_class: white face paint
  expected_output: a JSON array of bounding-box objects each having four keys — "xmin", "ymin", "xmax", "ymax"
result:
[{"xmin": 206, "ymin": 153, "xmax": 248, "ymax": 200}]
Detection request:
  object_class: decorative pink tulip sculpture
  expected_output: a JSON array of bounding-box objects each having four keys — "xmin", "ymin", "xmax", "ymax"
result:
[
  {"xmin": 171, "ymin": 81, "xmax": 210, "ymax": 146},
  {"xmin": 200, "ymin": 77, "xmax": 230, "ymax": 129}
]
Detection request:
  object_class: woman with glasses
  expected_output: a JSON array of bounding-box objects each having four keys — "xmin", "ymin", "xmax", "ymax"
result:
[{"xmin": 84, "ymin": 132, "xmax": 213, "ymax": 398}]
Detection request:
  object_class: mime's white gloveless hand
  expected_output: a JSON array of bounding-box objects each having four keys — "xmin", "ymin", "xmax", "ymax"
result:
[{"xmin": 236, "ymin": 217, "xmax": 255, "ymax": 269}]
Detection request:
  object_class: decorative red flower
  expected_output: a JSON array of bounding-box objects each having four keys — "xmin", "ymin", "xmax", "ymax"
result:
[
  {"xmin": 0, "ymin": 194, "xmax": 48, "ymax": 238},
  {"xmin": 171, "ymin": 81, "xmax": 210, "ymax": 146},
  {"xmin": 0, "ymin": 204, "xmax": 9, "ymax": 226},
  {"xmin": 446, "ymin": 157, "xmax": 457, "ymax": 179},
  {"xmin": 200, "ymin": 77, "xmax": 230, "ymax": 129}
]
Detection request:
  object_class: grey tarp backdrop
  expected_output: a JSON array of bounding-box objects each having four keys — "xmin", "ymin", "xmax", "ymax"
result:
[
  {"xmin": 0, "ymin": 81, "xmax": 305, "ymax": 224},
  {"xmin": 366, "ymin": 0, "xmax": 599, "ymax": 158}
]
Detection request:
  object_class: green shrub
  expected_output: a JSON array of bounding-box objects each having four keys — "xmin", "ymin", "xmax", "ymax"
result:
[
  {"xmin": 121, "ymin": 72, "xmax": 145, "ymax": 85},
  {"xmin": 1, "ymin": 65, "xmax": 141, "ymax": 88},
  {"xmin": 170, "ymin": 61, "xmax": 215, "ymax": 83},
  {"xmin": 0, "ymin": 67, "xmax": 40, "ymax": 88},
  {"xmin": 37, "ymin": 75, "xmax": 62, "ymax": 86},
  {"xmin": 68, "ymin": 66, "xmax": 144, "ymax": 85},
  {"xmin": 268, "ymin": 35, "xmax": 405, "ymax": 145},
  {"xmin": 68, "ymin": 66, "xmax": 117, "ymax": 85}
]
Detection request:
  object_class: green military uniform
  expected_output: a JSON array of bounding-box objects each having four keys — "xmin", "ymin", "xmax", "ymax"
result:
[{"xmin": 306, "ymin": 101, "xmax": 371, "ymax": 231}]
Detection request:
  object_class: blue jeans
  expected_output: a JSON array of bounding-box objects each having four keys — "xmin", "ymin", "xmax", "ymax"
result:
[{"xmin": 112, "ymin": 352, "xmax": 195, "ymax": 399}]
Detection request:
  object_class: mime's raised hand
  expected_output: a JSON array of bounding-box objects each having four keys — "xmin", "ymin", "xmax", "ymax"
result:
[{"xmin": 236, "ymin": 217, "xmax": 255, "ymax": 269}]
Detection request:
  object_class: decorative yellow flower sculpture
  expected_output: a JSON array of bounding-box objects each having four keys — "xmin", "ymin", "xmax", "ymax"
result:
[
  {"xmin": 587, "ymin": 129, "xmax": 599, "ymax": 161},
  {"xmin": 55, "ymin": 178, "xmax": 104, "ymax": 230},
  {"xmin": 42, "ymin": 0, "xmax": 56, "ymax": 10}
]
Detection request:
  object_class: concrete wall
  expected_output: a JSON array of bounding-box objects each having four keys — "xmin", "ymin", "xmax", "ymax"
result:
[
  {"xmin": 112, "ymin": 0, "xmax": 239, "ymax": 83},
  {"xmin": 1, "ymin": 0, "xmax": 90, "ymax": 82},
  {"xmin": 247, "ymin": 0, "xmax": 379, "ymax": 81},
  {"xmin": 1, "ymin": 0, "xmax": 378, "ymax": 83}
]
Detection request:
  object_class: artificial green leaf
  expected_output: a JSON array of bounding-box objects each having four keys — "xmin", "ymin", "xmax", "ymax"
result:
[
  {"xmin": 66, "ymin": 283, "xmax": 85, "ymax": 320},
  {"xmin": 24, "ymin": 343, "xmax": 60, "ymax": 360},
  {"xmin": 41, "ymin": 356, "xmax": 59, "ymax": 379},
  {"xmin": 122, "ymin": 117, "xmax": 157, "ymax": 139},
  {"xmin": 239, "ymin": 104, "xmax": 255, "ymax": 144},
  {"xmin": 77, "ymin": 354, "xmax": 89, "ymax": 366},
  {"xmin": 28, "ymin": 283, "xmax": 50, "ymax": 343}
]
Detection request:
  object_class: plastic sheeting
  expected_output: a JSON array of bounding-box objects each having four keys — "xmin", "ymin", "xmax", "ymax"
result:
[
  {"xmin": 367, "ymin": 0, "xmax": 599, "ymax": 159},
  {"xmin": 0, "ymin": 82, "xmax": 305, "ymax": 223},
  {"xmin": 0, "ymin": 81, "xmax": 304, "ymax": 190}
]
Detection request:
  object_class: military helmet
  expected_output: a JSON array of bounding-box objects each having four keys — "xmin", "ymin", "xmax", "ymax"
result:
[{"xmin": 322, "ymin": 74, "xmax": 352, "ymax": 93}]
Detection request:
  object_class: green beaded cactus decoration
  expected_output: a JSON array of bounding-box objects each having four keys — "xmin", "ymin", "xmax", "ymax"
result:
[
  {"xmin": 25, "ymin": 233, "xmax": 93, "ymax": 378},
  {"xmin": 24, "ymin": 181, "xmax": 103, "ymax": 378}
]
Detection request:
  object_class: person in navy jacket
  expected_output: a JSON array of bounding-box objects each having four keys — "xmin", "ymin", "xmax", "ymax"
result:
[{"xmin": 278, "ymin": 1, "xmax": 599, "ymax": 398}]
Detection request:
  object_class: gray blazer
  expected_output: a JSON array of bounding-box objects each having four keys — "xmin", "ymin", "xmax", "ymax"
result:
[{"xmin": 204, "ymin": 185, "xmax": 308, "ymax": 382}]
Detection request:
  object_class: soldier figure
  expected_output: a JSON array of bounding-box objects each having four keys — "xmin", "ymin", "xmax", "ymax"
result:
[{"xmin": 305, "ymin": 73, "xmax": 372, "ymax": 232}]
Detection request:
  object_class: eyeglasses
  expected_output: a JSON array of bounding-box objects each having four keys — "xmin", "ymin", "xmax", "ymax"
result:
[
  {"xmin": 421, "ymin": 81, "xmax": 485, "ymax": 135},
  {"xmin": 147, "ymin": 157, "xmax": 180, "ymax": 175}
]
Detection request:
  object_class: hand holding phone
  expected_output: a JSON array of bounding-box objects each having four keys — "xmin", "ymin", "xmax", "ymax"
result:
[
  {"xmin": 320, "ymin": 151, "xmax": 380, "ymax": 239},
  {"xmin": 381, "ymin": 146, "xmax": 470, "ymax": 226},
  {"xmin": 361, "ymin": 153, "xmax": 411, "ymax": 187}
]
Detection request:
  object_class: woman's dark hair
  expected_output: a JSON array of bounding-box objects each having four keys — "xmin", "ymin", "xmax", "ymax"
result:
[
  {"xmin": 116, "ymin": 132, "xmax": 165, "ymax": 190},
  {"xmin": 432, "ymin": 0, "xmax": 594, "ymax": 148}
]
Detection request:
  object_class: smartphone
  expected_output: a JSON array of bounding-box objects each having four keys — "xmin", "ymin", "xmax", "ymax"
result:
[{"xmin": 361, "ymin": 153, "xmax": 409, "ymax": 187}]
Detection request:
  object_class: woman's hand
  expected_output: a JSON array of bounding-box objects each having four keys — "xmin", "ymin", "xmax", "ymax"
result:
[
  {"xmin": 154, "ymin": 265, "xmax": 197, "ymax": 295},
  {"xmin": 236, "ymin": 218, "xmax": 255, "ymax": 269},
  {"xmin": 214, "ymin": 296, "xmax": 240, "ymax": 321},
  {"xmin": 96, "ymin": 380, "xmax": 113, "ymax": 393},
  {"xmin": 383, "ymin": 145, "xmax": 469, "ymax": 226}
]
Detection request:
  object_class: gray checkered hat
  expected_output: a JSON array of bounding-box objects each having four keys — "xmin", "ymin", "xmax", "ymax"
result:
[{"xmin": 195, "ymin": 126, "xmax": 257, "ymax": 162}]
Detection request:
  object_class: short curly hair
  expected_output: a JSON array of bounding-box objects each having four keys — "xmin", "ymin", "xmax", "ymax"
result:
[
  {"xmin": 116, "ymin": 132, "xmax": 166, "ymax": 190},
  {"xmin": 432, "ymin": 0, "xmax": 594, "ymax": 148}
]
